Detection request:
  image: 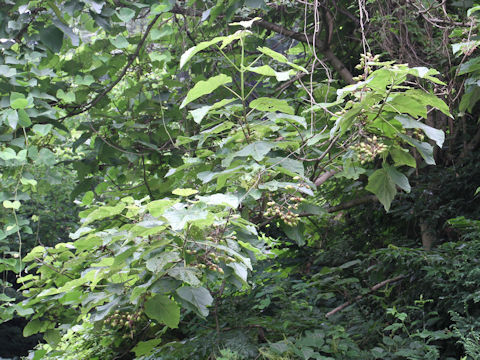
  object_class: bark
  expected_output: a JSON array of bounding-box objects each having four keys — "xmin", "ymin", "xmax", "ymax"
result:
[{"xmin": 420, "ymin": 221, "xmax": 435, "ymax": 250}]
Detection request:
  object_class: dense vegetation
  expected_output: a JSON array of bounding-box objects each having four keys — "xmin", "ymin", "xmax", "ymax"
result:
[{"xmin": 1, "ymin": 0, "xmax": 480, "ymax": 359}]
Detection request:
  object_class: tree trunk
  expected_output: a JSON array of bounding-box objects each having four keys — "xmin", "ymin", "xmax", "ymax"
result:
[{"xmin": 420, "ymin": 221, "xmax": 435, "ymax": 250}]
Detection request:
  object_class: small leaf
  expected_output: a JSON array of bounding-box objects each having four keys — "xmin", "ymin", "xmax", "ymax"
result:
[
  {"xmin": 39, "ymin": 26, "xmax": 63, "ymax": 53},
  {"xmin": 234, "ymin": 141, "xmax": 274, "ymax": 162},
  {"xmin": 32, "ymin": 124, "xmax": 53, "ymax": 136},
  {"xmin": 180, "ymin": 74, "xmax": 232, "ymax": 109},
  {"xmin": 18, "ymin": 109, "xmax": 31, "ymax": 126},
  {"xmin": 167, "ymin": 266, "xmax": 201, "ymax": 286},
  {"xmin": 146, "ymin": 252, "xmax": 180, "ymax": 273},
  {"xmin": 133, "ymin": 339, "xmax": 163, "ymax": 357},
  {"xmin": 147, "ymin": 199, "xmax": 177, "ymax": 217},
  {"xmin": 10, "ymin": 92, "xmax": 28, "ymax": 109},
  {"xmin": 250, "ymin": 97, "xmax": 294, "ymax": 114},
  {"xmin": 144, "ymin": 295, "xmax": 180, "ymax": 328},
  {"xmin": 172, "ymin": 188, "xmax": 198, "ymax": 196},
  {"xmin": 117, "ymin": 8, "xmax": 135, "ymax": 22},
  {"xmin": 176, "ymin": 286, "xmax": 213, "ymax": 317},
  {"xmin": 384, "ymin": 164, "xmax": 411, "ymax": 193},
  {"xmin": 395, "ymin": 115, "xmax": 445, "ymax": 148},
  {"xmin": 398, "ymin": 134, "xmax": 435, "ymax": 165},
  {"xmin": 366, "ymin": 168, "xmax": 397, "ymax": 211},
  {"xmin": 110, "ymin": 35, "xmax": 129, "ymax": 49},
  {"xmin": 6, "ymin": 109, "xmax": 18, "ymax": 129},
  {"xmin": 390, "ymin": 148, "xmax": 416, "ymax": 168}
]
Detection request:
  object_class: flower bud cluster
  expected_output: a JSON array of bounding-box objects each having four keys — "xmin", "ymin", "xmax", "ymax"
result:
[
  {"xmin": 350, "ymin": 135, "xmax": 388, "ymax": 164},
  {"xmin": 353, "ymin": 53, "xmax": 381, "ymax": 81},
  {"xmin": 263, "ymin": 196, "xmax": 305, "ymax": 226},
  {"xmin": 104, "ymin": 310, "xmax": 142, "ymax": 338},
  {"xmin": 413, "ymin": 128, "xmax": 425, "ymax": 141}
]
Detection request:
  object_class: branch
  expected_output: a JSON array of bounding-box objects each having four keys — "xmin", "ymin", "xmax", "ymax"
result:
[
  {"xmin": 326, "ymin": 195, "xmax": 377, "ymax": 213},
  {"xmin": 314, "ymin": 169, "xmax": 338, "ymax": 186},
  {"xmin": 58, "ymin": 14, "xmax": 171, "ymax": 121},
  {"xmin": 325, "ymin": 274, "xmax": 407, "ymax": 318},
  {"xmin": 170, "ymin": 5, "xmax": 354, "ymax": 84}
]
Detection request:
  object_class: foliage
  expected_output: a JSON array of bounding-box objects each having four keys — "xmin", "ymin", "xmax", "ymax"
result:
[{"xmin": 0, "ymin": 0, "xmax": 480, "ymax": 359}]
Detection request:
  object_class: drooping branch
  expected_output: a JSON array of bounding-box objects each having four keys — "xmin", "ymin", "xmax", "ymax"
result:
[
  {"xmin": 170, "ymin": 5, "xmax": 354, "ymax": 84},
  {"xmin": 58, "ymin": 14, "xmax": 171, "ymax": 121},
  {"xmin": 325, "ymin": 274, "xmax": 407, "ymax": 318},
  {"xmin": 314, "ymin": 169, "xmax": 338, "ymax": 186}
]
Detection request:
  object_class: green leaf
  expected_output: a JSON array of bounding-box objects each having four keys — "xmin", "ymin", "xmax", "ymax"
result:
[
  {"xmin": 56, "ymin": 89, "xmax": 76, "ymax": 103},
  {"xmin": 117, "ymin": 8, "xmax": 135, "ymax": 22},
  {"xmin": 180, "ymin": 74, "xmax": 232, "ymax": 109},
  {"xmin": 147, "ymin": 199, "xmax": 177, "ymax": 217},
  {"xmin": 167, "ymin": 266, "xmax": 201, "ymax": 286},
  {"xmin": 133, "ymin": 339, "xmax": 163, "ymax": 357},
  {"xmin": 0, "ymin": 148, "xmax": 17, "ymax": 161},
  {"xmin": 144, "ymin": 295, "xmax": 180, "ymax": 328},
  {"xmin": 10, "ymin": 92, "xmax": 28, "ymax": 109},
  {"xmin": 39, "ymin": 26, "xmax": 64, "ymax": 53},
  {"xmin": 83, "ymin": 203, "xmax": 126, "ymax": 225},
  {"xmin": 250, "ymin": 97, "xmax": 294, "ymax": 114},
  {"xmin": 18, "ymin": 109, "xmax": 31, "ymax": 126},
  {"xmin": 172, "ymin": 188, "xmax": 198, "ymax": 196},
  {"xmin": 180, "ymin": 37, "xmax": 225, "ymax": 69},
  {"xmin": 190, "ymin": 98, "xmax": 235, "ymax": 124},
  {"xmin": 384, "ymin": 164, "xmax": 411, "ymax": 192},
  {"xmin": 366, "ymin": 168, "xmax": 397, "ymax": 211},
  {"xmin": 110, "ymin": 35, "xmax": 129, "ymax": 49},
  {"xmin": 3, "ymin": 200, "xmax": 21, "ymax": 210},
  {"xmin": 257, "ymin": 46, "xmax": 308, "ymax": 73},
  {"xmin": 234, "ymin": 141, "xmax": 274, "ymax": 162},
  {"xmin": 32, "ymin": 124, "xmax": 53, "ymax": 137},
  {"xmin": 268, "ymin": 112, "xmax": 307, "ymax": 128},
  {"xmin": 146, "ymin": 252, "xmax": 180, "ymax": 273},
  {"xmin": 176, "ymin": 286, "xmax": 213, "ymax": 317},
  {"xmin": 196, "ymin": 193, "xmax": 240, "ymax": 208},
  {"xmin": 390, "ymin": 148, "xmax": 416, "ymax": 168},
  {"xmin": 23, "ymin": 319, "xmax": 48, "ymax": 337},
  {"xmin": 163, "ymin": 205, "xmax": 209, "ymax": 231},
  {"xmin": 395, "ymin": 115, "xmax": 444, "ymax": 148},
  {"xmin": 398, "ymin": 133, "xmax": 435, "ymax": 165},
  {"xmin": 6, "ymin": 109, "xmax": 18, "ymax": 129}
]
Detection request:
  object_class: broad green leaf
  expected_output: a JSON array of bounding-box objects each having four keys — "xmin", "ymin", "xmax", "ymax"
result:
[
  {"xmin": 180, "ymin": 37, "xmax": 225, "ymax": 69},
  {"xmin": 32, "ymin": 124, "xmax": 53, "ymax": 137},
  {"xmin": 147, "ymin": 199, "xmax": 177, "ymax": 217},
  {"xmin": 10, "ymin": 92, "xmax": 28, "ymax": 109},
  {"xmin": 110, "ymin": 35, "xmax": 129, "ymax": 49},
  {"xmin": 234, "ymin": 141, "xmax": 274, "ymax": 161},
  {"xmin": 250, "ymin": 97, "xmax": 294, "ymax": 115},
  {"xmin": 172, "ymin": 188, "xmax": 198, "ymax": 196},
  {"xmin": 0, "ymin": 148, "xmax": 17, "ymax": 161},
  {"xmin": 176, "ymin": 286, "xmax": 213, "ymax": 317},
  {"xmin": 37, "ymin": 148, "xmax": 56, "ymax": 166},
  {"xmin": 398, "ymin": 134, "xmax": 435, "ymax": 165},
  {"xmin": 3, "ymin": 200, "xmax": 21, "ymax": 210},
  {"xmin": 83, "ymin": 203, "xmax": 126, "ymax": 225},
  {"xmin": 366, "ymin": 168, "xmax": 397, "ymax": 211},
  {"xmin": 167, "ymin": 266, "xmax": 201, "ymax": 286},
  {"xmin": 56, "ymin": 89, "xmax": 76, "ymax": 103},
  {"xmin": 144, "ymin": 295, "xmax": 180, "ymax": 328},
  {"xmin": 190, "ymin": 98, "xmax": 235, "ymax": 124},
  {"xmin": 180, "ymin": 74, "xmax": 232, "ymax": 109},
  {"xmin": 146, "ymin": 252, "xmax": 180, "ymax": 273},
  {"xmin": 163, "ymin": 205, "xmax": 209, "ymax": 230},
  {"xmin": 133, "ymin": 339, "xmax": 163, "ymax": 357},
  {"xmin": 268, "ymin": 112, "xmax": 307, "ymax": 128},
  {"xmin": 246, "ymin": 65, "xmax": 294, "ymax": 81},
  {"xmin": 23, "ymin": 319, "xmax": 47, "ymax": 337},
  {"xmin": 18, "ymin": 109, "xmax": 31, "ymax": 126},
  {"xmin": 39, "ymin": 26, "xmax": 63, "ymax": 53},
  {"xmin": 395, "ymin": 115, "xmax": 445, "ymax": 148},
  {"xmin": 257, "ymin": 46, "xmax": 308, "ymax": 73},
  {"xmin": 384, "ymin": 164, "xmax": 411, "ymax": 193},
  {"xmin": 390, "ymin": 148, "xmax": 416, "ymax": 168},
  {"xmin": 196, "ymin": 193, "xmax": 240, "ymax": 208},
  {"xmin": 6, "ymin": 109, "xmax": 18, "ymax": 129},
  {"xmin": 117, "ymin": 8, "xmax": 135, "ymax": 22}
]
